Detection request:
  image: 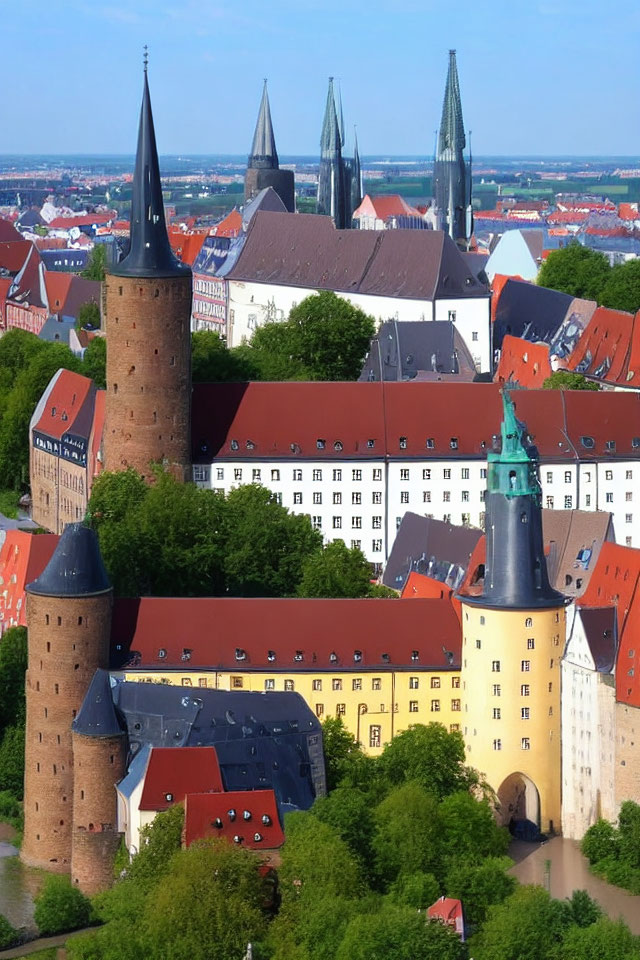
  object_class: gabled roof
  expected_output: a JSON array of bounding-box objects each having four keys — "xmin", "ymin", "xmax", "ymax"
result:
[
  {"xmin": 0, "ymin": 531, "xmax": 58, "ymax": 630},
  {"xmin": 0, "ymin": 240, "xmax": 35, "ymax": 276},
  {"xmin": 401, "ymin": 572, "xmax": 455, "ymax": 600},
  {"xmin": 8, "ymin": 244, "xmax": 47, "ymax": 309},
  {"xmin": 211, "ymin": 209, "xmax": 243, "ymax": 238},
  {"xmin": 577, "ymin": 607, "xmax": 617, "ymax": 673},
  {"xmin": 568, "ymin": 306, "xmax": 636, "ymax": 385},
  {"xmin": 493, "ymin": 278, "xmax": 573, "ymax": 349},
  {"xmin": 30, "ymin": 367, "xmax": 95, "ymax": 440},
  {"xmin": 359, "ymin": 320, "xmax": 476, "ymax": 382},
  {"xmin": 383, "ymin": 512, "xmax": 482, "ymax": 592},
  {"xmin": 578, "ymin": 541, "xmax": 640, "ymax": 638},
  {"xmin": 139, "ymin": 747, "xmax": 223, "ymax": 811},
  {"xmin": 0, "ymin": 218, "xmax": 22, "ymax": 242},
  {"xmin": 428, "ymin": 897, "xmax": 465, "ymax": 939},
  {"xmin": 184, "ymin": 789, "xmax": 284, "ymax": 849},
  {"xmin": 110, "ymin": 596, "xmax": 461, "ymax": 671},
  {"xmin": 353, "ymin": 194, "xmax": 422, "ymax": 221},
  {"xmin": 494, "ymin": 336, "xmax": 551, "ymax": 388},
  {"xmin": 227, "ymin": 212, "xmax": 487, "ymax": 301},
  {"xmin": 47, "ymin": 213, "xmax": 115, "ymax": 230}
]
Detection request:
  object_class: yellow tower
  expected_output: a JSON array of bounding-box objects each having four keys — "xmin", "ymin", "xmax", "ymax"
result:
[{"xmin": 459, "ymin": 391, "xmax": 566, "ymax": 834}]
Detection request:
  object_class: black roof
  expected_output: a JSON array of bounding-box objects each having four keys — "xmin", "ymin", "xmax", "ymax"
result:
[
  {"xmin": 494, "ymin": 279, "xmax": 572, "ymax": 351},
  {"xmin": 26, "ymin": 523, "xmax": 111, "ymax": 598},
  {"xmin": 359, "ymin": 320, "xmax": 477, "ymax": 382},
  {"xmin": 112, "ymin": 682, "xmax": 325, "ymax": 808},
  {"xmin": 73, "ymin": 669, "xmax": 125, "ymax": 738},
  {"xmin": 383, "ymin": 512, "xmax": 482, "ymax": 591}
]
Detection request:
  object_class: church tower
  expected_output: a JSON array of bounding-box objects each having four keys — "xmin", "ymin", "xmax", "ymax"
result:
[
  {"xmin": 317, "ymin": 78, "xmax": 348, "ymax": 228},
  {"xmin": 433, "ymin": 50, "xmax": 473, "ymax": 249},
  {"xmin": 244, "ymin": 81, "xmax": 295, "ymax": 212},
  {"xmin": 459, "ymin": 391, "xmax": 566, "ymax": 834},
  {"xmin": 22, "ymin": 524, "xmax": 112, "ymax": 872},
  {"xmin": 103, "ymin": 62, "xmax": 192, "ymax": 482}
]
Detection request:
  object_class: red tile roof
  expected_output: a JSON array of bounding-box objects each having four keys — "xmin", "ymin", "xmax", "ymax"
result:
[
  {"xmin": 546, "ymin": 211, "xmax": 588, "ymax": 224},
  {"xmin": 427, "ymin": 897, "xmax": 464, "ymax": 937},
  {"xmin": 354, "ymin": 194, "xmax": 422, "ymax": 221},
  {"xmin": 0, "ymin": 219, "xmax": 22, "ymax": 242},
  {"xmin": 0, "ymin": 531, "xmax": 59, "ymax": 632},
  {"xmin": 494, "ymin": 336, "xmax": 552, "ymax": 388},
  {"xmin": 618, "ymin": 203, "xmax": 639, "ymax": 221},
  {"xmin": 168, "ymin": 229, "xmax": 208, "ymax": 266},
  {"xmin": 401, "ymin": 572, "xmax": 454, "ymax": 600},
  {"xmin": 0, "ymin": 240, "xmax": 34, "ymax": 274},
  {"xmin": 47, "ymin": 212, "xmax": 116, "ymax": 230},
  {"xmin": 183, "ymin": 789, "xmax": 284, "ymax": 850},
  {"xmin": 31, "ymin": 368, "xmax": 95, "ymax": 441},
  {"xmin": 111, "ymin": 596, "xmax": 462, "ymax": 671},
  {"xmin": 568, "ymin": 306, "xmax": 636, "ymax": 385},
  {"xmin": 578, "ymin": 542, "xmax": 640, "ymax": 638},
  {"xmin": 139, "ymin": 747, "xmax": 223, "ymax": 811},
  {"xmin": 211, "ymin": 209, "xmax": 243, "ymax": 238}
]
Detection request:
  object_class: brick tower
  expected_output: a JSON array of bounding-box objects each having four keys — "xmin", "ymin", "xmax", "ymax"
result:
[
  {"xmin": 103, "ymin": 63, "xmax": 192, "ymax": 481},
  {"xmin": 22, "ymin": 524, "xmax": 112, "ymax": 872},
  {"xmin": 71, "ymin": 669, "xmax": 127, "ymax": 894}
]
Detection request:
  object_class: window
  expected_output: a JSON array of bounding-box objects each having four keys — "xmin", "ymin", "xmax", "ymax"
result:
[
  {"xmin": 627, "ymin": 537, "xmax": 633, "ymax": 546},
  {"xmin": 546, "ymin": 471, "xmax": 554, "ymax": 483},
  {"xmin": 565, "ymin": 496, "xmax": 573, "ymax": 509},
  {"xmin": 493, "ymin": 739, "xmax": 502, "ymax": 751},
  {"xmin": 372, "ymin": 468, "xmax": 382, "ymax": 481},
  {"xmin": 352, "ymin": 678, "xmax": 362, "ymax": 691},
  {"xmin": 333, "ymin": 469, "xmax": 342, "ymax": 481},
  {"xmin": 443, "ymin": 491, "xmax": 451, "ymax": 502},
  {"xmin": 606, "ymin": 493, "xmax": 614, "ymax": 503},
  {"xmin": 548, "ymin": 682, "xmax": 553, "ymax": 692},
  {"xmin": 492, "ymin": 660, "xmax": 501, "ymax": 672},
  {"xmin": 293, "ymin": 492, "xmax": 303, "ymax": 505},
  {"xmin": 492, "ymin": 684, "xmax": 501, "ymax": 696},
  {"xmin": 627, "ymin": 492, "xmax": 633, "ymax": 502},
  {"xmin": 431, "ymin": 700, "xmax": 440, "ymax": 712},
  {"xmin": 461, "ymin": 467, "xmax": 469, "ymax": 479},
  {"xmin": 372, "ymin": 539, "xmax": 382, "ymax": 552},
  {"xmin": 372, "ymin": 491, "xmax": 382, "ymax": 504},
  {"xmin": 232, "ymin": 676, "xmax": 243, "ymax": 689},
  {"xmin": 332, "ymin": 679, "xmax": 342, "ymax": 691},
  {"xmin": 312, "ymin": 679, "xmax": 322, "ymax": 691},
  {"xmin": 409, "ymin": 700, "xmax": 419, "ymax": 712},
  {"xmin": 521, "ymin": 707, "xmax": 530, "ymax": 719},
  {"xmin": 480, "ymin": 468, "xmax": 487, "ymax": 479},
  {"xmin": 476, "ymin": 639, "xmax": 481, "ymax": 649},
  {"xmin": 312, "ymin": 469, "xmax": 322, "ymax": 481},
  {"xmin": 606, "ymin": 470, "xmax": 613, "ymax": 481},
  {"xmin": 216, "ymin": 468, "xmax": 224, "ymax": 480},
  {"xmin": 400, "ymin": 492, "xmax": 409, "ymax": 503},
  {"xmin": 372, "ymin": 678, "xmax": 381, "ymax": 690},
  {"xmin": 565, "ymin": 471, "xmax": 571, "ymax": 483},
  {"xmin": 586, "ymin": 495, "xmax": 591, "ymax": 506},
  {"xmin": 448, "ymin": 310, "xmax": 456, "ymax": 322},
  {"xmin": 333, "ymin": 492, "xmax": 342, "ymax": 504},
  {"xmin": 431, "ymin": 676, "xmax": 441, "ymax": 688},
  {"xmin": 312, "ymin": 516, "xmax": 322, "ymax": 530},
  {"xmin": 369, "ymin": 725, "xmax": 381, "ymax": 748},
  {"xmin": 272, "ymin": 492, "xmax": 282, "ymax": 505},
  {"xmin": 333, "ymin": 517, "xmax": 342, "ymax": 529},
  {"xmin": 336, "ymin": 703, "xmax": 346, "ymax": 716},
  {"xmin": 264, "ymin": 679, "xmax": 275, "ymax": 690},
  {"xmin": 234, "ymin": 468, "xmax": 242, "ymax": 481},
  {"xmin": 409, "ymin": 677, "xmax": 419, "ymax": 689},
  {"xmin": 423, "ymin": 468, "xmax": 431, "ymax": 480},
  {"xmin": 472, "ymin": 331, "xmax": 478, "ymax": 341},
  {"xmin": 525, "ymin": 617, "xmax": 533, "ymax": 627},
  {"xmin": 546, "ymin": 496, "xmax": 554, "ymax": 509},
  {"xmin": 352, "ymin": 492, "xmax": 362, "ymax": 505},
  {"xmin": 400, "ymin": 468, "xmax": 410, "ymax": 481},
  {"xmin": 399, "ymin": 437, "xmax": 407, "ymax": 449},
  {"xmin": 372, "ymin": 516, "xmax": 382, "ymax": 529},
  {"xmin": 521, "ymin": 660, "xmax": 530, "ymax": 672},
  {"xmin": 293, "ymin": 469, "xmax": 303, "ymax": 481},
  {"xmin": 352, "ymin": 469, "xmax": 362, "ymax": 481},
  {"xmin": 521, "ymin": 684, "xmax": 530, "ymax": 696},
  {"xmin": 284, "ymin": 679, "xmax": 294, "ymax": 691},
  {"xmin": 461, "ymin": 490, "xmax": 469, "ymax": 502},
  {"xmin": 313, "ymin": 492, "xmax": 322, "ymax": 505},
  {"xmin": 443, "ymin": 468, "xmax": 451, "ymax": 480},
  {"xmin": 194, "ymin": 465, "xmax": 210, "ymax": 482},
  {"xmin": 627, "ymin": 514, "xmax": 633, "ymax": 524},
  {"xmin": 493, "ymin": 708, "xmax": 501, "ymax": 719},
  {"xmin": 521, "ymin": 737, "xmax": 531, "ymax": 750},
  {"xmin": 352, "ymin": 517, "xmax": 362, "ymax": 529},
  {"xmin": 351, "ymin": 539, "xmax": 361, "ymax": 549},
  {"xmin": 271, "ymin": 469, "xmax": 280, "ymax": 481},
  {"xmin": 426, "ymin": 438, "xmax": 435, "ymax": 449},
  {"xmin": 423, "ymin": 491, "xmax": 431, "ymax": 503},
  {"xmin": 451, "ymin": 699, "xmax": 461, "ymax": 711},
  {"xmin": 450, "ymin": 723, "xmax": 460, "ymax": 733},
  {"xmin": 452, "ymin": 676, "xmax": 460, "ymax": 688},
  {"xmin": 527, "ymin": 638, "xmax": 535, "ymax": 649},
  {"xmin": 315, "ymin": 704, "xmax": 324, "ymax": 717},
  {"xmin": 627, "ymin": 470, "xmax": 633, "ymax": 480}
]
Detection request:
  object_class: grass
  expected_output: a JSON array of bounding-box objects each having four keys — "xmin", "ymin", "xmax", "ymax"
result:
[
  {"xmin": 25, "ymin": 951, "xmax": 58, "ymax": 959},
  {"xmin": 0, "ymin": 489, "xmax": 20, "ymax": 520}
]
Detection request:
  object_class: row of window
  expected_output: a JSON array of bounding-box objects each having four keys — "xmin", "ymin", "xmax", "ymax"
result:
[
  {"xmin": 546, "ymin": 469, "xmax": 634, "ymax": 483},
  {"xmin": 491, "ymin": 706, "xmax": 553, "ymax": 719},
  {"xmin": 489, "ymin": 659, "xmax": 554, "ymax": 672},
  {"xmin": 493, "ymin": 738, "xmax": 531, "ymax": 750},
  {"xmin": 313, "ymin": 699, "xmax": 460, "ymax": 716},
  {"xmin": 227, "ymin": 676, "xmax": 461, "ymax": 692},
  {"xmin": 491, "ymin": 683, "xmax": 553, "ymax": 696}
]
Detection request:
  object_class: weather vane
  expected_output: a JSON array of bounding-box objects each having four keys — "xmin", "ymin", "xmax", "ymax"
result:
[{"xmin": 143, "ymin": 44, "xmax": 148, "ymax": 73}]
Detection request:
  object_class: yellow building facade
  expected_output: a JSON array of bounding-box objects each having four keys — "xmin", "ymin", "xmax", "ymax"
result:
[
  {"xmin": 121, "ymin": 667, "xmax": 462, "ymax": 754},
  {"xmin": 461, "ymin": 604, "xmax": 564, "ymax": 833}
]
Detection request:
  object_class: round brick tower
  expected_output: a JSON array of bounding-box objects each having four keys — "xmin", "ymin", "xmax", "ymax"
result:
[
  {"xmin": 103, "ymin": 65, "xmax": 192, "ymax": 482},
  {"xmin": 22, "ymin": 524, "xmax": 112, "ymax": 872},
  {"xmin": 71, "ymin": 670, "xmax": 127, "ymax": 894}
]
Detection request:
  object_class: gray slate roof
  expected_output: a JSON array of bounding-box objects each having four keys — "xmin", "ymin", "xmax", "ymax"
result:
[
  {"xmin": 493, "ymin": 278, "xmax": 573, "ymax": 350},
  {"xmin": 359, "ymin": 320, "xmax": 477, "ymax": 382},
  {"xmin": 27, "ymin": 523, "xmax": 111, "ymax": 598},
  {"xmin": 73, "ymin": 669, "xmax": 124, "ymax": 738},
  {"xmin": 383, "ymin": 512, "xmax": 483, "ymax": 591}
]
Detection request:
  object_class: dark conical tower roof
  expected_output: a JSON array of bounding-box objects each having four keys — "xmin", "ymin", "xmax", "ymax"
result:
[
  {"xmin": 249, "ymin": 80, "xmax": 279, "ymax": 170},
  {"xmin": 320, "ymin": 78, "xmax": 342, "ymax": 161},
  {"xmin": 438, "ymin": 49, "xmax": 466, "ymax": 156},
  {"xmin": 73, "ymin": 670, "xmax": 124, "ymax": 738},
  {"xmin": 26, "ymin": 523, "xmax": 111, "ymax": 598},
  {"xmin": 112, "ymin": 64, "xmax": 189, "ymax": 279}
]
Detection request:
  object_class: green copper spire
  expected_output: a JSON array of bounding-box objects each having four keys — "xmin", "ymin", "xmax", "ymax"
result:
[
  {"xmin": 487, "ymin": 389, "xmax": 541, "ymax": 499},
  {"xmin": 438, "ymin": 49, "xmax": 466, "ymax": 157}
]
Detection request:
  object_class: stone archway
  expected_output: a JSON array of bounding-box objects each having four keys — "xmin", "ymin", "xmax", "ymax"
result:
[{"xmin": 497, "ymin": 772, "xmax": 540, "ymax": 829}]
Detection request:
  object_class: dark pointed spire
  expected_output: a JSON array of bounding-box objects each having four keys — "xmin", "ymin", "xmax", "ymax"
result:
[
  {"xmin": 337, "ymin": 81, "xmax": 346, "ymax": 148},
  {"xmin": 438, "ymin": 49, "xmax": 466, "ymax": 157},
  {"xmin": 249, "ymin": 80, "xmax": 279, "ymax": 170},
  {"xmin": 320, "ymin": 78, "xmax": 342, "ymax": 161},
  {"xmin": 112, "ymin": 57, "xmax": 189, "ymax": 279},
  {"xmin": 73, "ymin": 670, "xmax": 125, "ymax": 739},
  {"xmin": 26, "ymin": 523, "xmax": 111, "ymax": 598},
  {"xmin": 351, "ymin": 126, "xmax": 362, "ymax": 211}
]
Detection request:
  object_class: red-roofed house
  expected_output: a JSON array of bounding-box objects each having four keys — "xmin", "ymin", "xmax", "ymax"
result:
[
  {"xmin": 352, "ymin": 194, "xmax": 423, "ymax": 230},
  {"xmin": 184, "ymin": 789, "xmax": 284, "ymax": 856},
  {"xmin": 0, "ymin": 276, "xmax": 11, "ymax": 329},
  {"xmin": 5, "ymin": 244, "xmax": 48, "ymax": 335},
  {"xmin": 0, "ymin": 531, "xmax": 59, "ymax": 635},
  {"xmin": 211, "ymin": 209, "xmax": 243, "ymax": 238},
  {"xmin": 427, "ymin": 897, "xmax": 465, "ymax": 940},
  {"xmin": 494, "ymin": 335, "xmax": 552, "ymax": 388},
  {"xmin": 168, "ymin": 227, "xmax": 208, "ymax": 266},
  {"xmin": 568, "ymin": 306, "xmax": 637, "ymax": 387},
  {"xmin": 0, "ymin": 218, "xmax": 22, "ymax": 242}
]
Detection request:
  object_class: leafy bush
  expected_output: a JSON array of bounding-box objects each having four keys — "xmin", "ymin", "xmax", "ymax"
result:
[
  {"xmin": 34, "ymin": 875, "xmax": 91, "ymax": 935},
  {"xmin": 0, "ymin": 913, "xmax": 19, "ymax": 949}
]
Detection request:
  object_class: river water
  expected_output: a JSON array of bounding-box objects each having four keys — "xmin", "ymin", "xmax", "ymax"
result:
[{"xmin": 0, "ymin": 843, "xmax": 43, "ymax": 934}]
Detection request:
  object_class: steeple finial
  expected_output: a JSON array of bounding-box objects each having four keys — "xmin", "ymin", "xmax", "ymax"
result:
[
  {"xmin": 248, "ymin": 79, "xmax": 279, "ymax": 170},
  {"xmin": 143, "ymin": 44, "xmax": 148, "ymax": 73},
  {"xmin": 111, "ymin": 63, "xmax": 189, "ymax": 279}
]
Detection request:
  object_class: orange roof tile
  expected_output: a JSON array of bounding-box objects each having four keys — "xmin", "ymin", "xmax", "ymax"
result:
[
  {"xmin": 31, "ymin": 368, "xmax": 95, "ymax": 441},
  {"xmin": 0, "ymin": 531, "xmax": 59, "ymax": 632},
  {"xmin": 494, "ymin": 336, "xmax": 552, "ymax": 388},
  {"xmin": 139, "ymin": 747, "xmax": 223, "ymax": 811},
  {"xmin": 568, "ymin": 306, "xmax": 635, "ymax": 385},
  {"xmin": 184, "ymin": 789, "xmax": 284, "ymax": 850},
  {"xmin": 211, "ymin": 209, "xmax": 243, "ymax": 238}
]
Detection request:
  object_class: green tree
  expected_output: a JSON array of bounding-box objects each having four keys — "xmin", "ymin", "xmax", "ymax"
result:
[
  {"xmin": 581, "ymin": 818, "xmax": 619, "ymax": 864},
  {"xmin": 298, "ymin": 540, "xmax": 374, "ymax": 598},
  {"xmin": 313, "ymin": 785, "xmax": 375, "ymax": 869},
  {"xmin": 0, "ymin": 329, "xmax": 46, "ymax": 405},
  {"xmin": 372, "ymin": 783, "xmax": 442, "ymax": 886},
  {"xmin": 320, "ymin": 716, "xmax": 374, "ymax": 792},
  {"xmin": 81, "ymin": 336, "xmax": 106, "ymax": 389},
  {"xmin": 191, "ymin": 330, "xmax": 258, "ymax": 382},
  {"xmin": 0, "ymin": 725, "xmax": 25, "ymax": 798},
  {"xmin": 617, "ymin": 801, "xmax": 640, "ymax": 868},
  {"xmin": 144, "ymin": 840, "xmax": 268, "ymax": 960},
  {"xmin": 0, "ymin": 914, "xmax": 19, "ymax": 950},
  {"xmin": 438, "ymin": 792, "xmax": 509, "ymax": 869},
  {"xmin": 561, "ymin": 916, "xmax": 640, "ymax": 960},
  {"xmin": 278, "ymin": 812, "xmax": 363, "ymax": 911},
  {"xmin": 82, "ymin": 244, "xmax": 107, "ymax": 282},
  {"xmin": 376, "ymin": 723, "xmax": 475, "ymax": 800},
  {"xmin": 0, "ymin": 626, "xmax": 27, "ymax": 731},
  {"xmin": 268, "ymin": 894, "xmax": 363, "ymax": 960},
  {"xmin": 600, "ymin": 259, "xmax": 640, "ymax": 314},
  {"xmin": 445, "ymin": 857, "xmax": 516, "ymax": 928},
  {"xmin": 565, "ymin": 889, "xmax": 602, "ymax": 928},
  {"xmin": 287, "ymin": 291, "xmax": 376, "ymax": 381},
  {"xmin": 537, "ymin": 243, "xmax": 610, "ymax": 300},
  {"xmin": 34, "ymin": 875, "xmax": 91, "ymax": 935},
  {"xmin": 469, "ymin": 884, "xmax": 569, "ymax": 960},
  {"xmin": 386, "ymin": 871, "xmax": 440, "ymax": 910},
  {"xmin": 542, "ymin": 370, "xmax": 600, "ymax": 391},
  {"xmin": 245, "ymin": 322, "xmax": 309, "ymax": 382},
  {"xmin": 336, "ymin": 904, "xmax": 467, "ymax": 960},
  {"xmin": 125, "ymin": 802, "xmax": 185, "ymax": 891},
  {"xmin": 76, "ymin": 300, "xmax": 100, "ymax": 331}
]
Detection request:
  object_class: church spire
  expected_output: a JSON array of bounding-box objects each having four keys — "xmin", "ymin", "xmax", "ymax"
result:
[
  {"xmin": 112, "ymin": 57, "xmax": 188, "ymax": 279},
  {"xmin": 248, "ymin": 80, "xmax": 279, "ymax": 170},
  {"xmin": 438, "ymin": 49, "xmax": 466, "ymax": 157},
  {"xmin": 320, "ymin": 78, "xmax": 342, "ymax": 161},
  {"xmin": 351, "ymin": 126, "xmax": 362, "ymax": 212},
  {"xmin": 433, "ymin": 49, "xmax": 473, "ymax": 248}
]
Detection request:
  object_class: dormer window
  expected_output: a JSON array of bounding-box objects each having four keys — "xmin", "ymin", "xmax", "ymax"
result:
[
  {"xmin": 334, "ymin": 441, "xmax": 343, "ymax": 452},
  {"xmin": 367, "ymin": 439, "xmax": 375, "ymax": 449},
  {"xmin": 235, "ymin": 648, "xmax": 246, "ymax": 661},
  {"xmin": 426, "ymin": 438, "xmax": 435, "ymax": 449},
  {"xmin": 230, "ymin": 439, "xmax": 239, "ymax": 451},
  {"xmin": 411, "ymin": 650, "xmax": 419, "ymax": 661},
  {"xmin": 382, "ymin": 653, "xmax": 390, "ymax": 663},
  {"xmin": 253, "ymin": 832, "xmax": 263, "ymax": 842},
  {"xmin": 51, "ymin": 407, "xmax": 56, "ymax": 416},
  {"xmin": 294, "ymin": 650, "xmax": 304, "ymax": 662},
  {"xmin": 158, "ymin": 649, "xmax": 167, "ymax": 659},
  {"xmin": 228, "ymin": 809, "xmax": 236, "ymax": 821},
  {"xmin": 633, "ymin": 438, "xmax": 640, "ymax": 449},
  {"xmin": 317, "ymin": 439, "xmax": 326, "ymax": 449},
  {"xmin": 181, "ymin": 649, "xmax": 192, "ymax": 662},
  {"xmin": 329, "ymin": 652, "xmax": 338, "ymax": 664},
  {"xmin": 165, "ymin": 792, "xmax": 173, "ymax": 802},
  {"xmin": 580, "ymin": 436, "xmax": 595, "ymax": 449},
  {"xmin": 606, "ymin": 440, "xmax": 616, "ymax": 451},
  {"xmin": 261, "ymin": 814, "xmax": 272, "ymax": 825},
  {"xmin": 243, "ymin": 810, "xmax": 252, "ymax": 821},
  {"xmin": 213, "ymin": 817, "xmax": 223, "ymax": 828},
  {"xmin": 267, "ymin": 650, "xmax": 276, "ymax": 662},
  {"xmin": 246, "ymin": 440, "xmax": 255, "ymax": 450},
  {"xmin": 233, "ymin": 835, "xmax": 242, "ymax": 843},
  {"xmin": 399, "ymin": 437, "xmax": 407, "ymax": 449},
  {"xmin": 353, "ymin": 650, "xmax": 362, "ymax": 662},
  {"xmin": 450, "ymin": 437, "xmax": 458, "ymax": 450}
]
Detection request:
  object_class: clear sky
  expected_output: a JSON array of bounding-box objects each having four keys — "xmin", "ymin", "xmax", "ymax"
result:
[{"xmin": 3, "ymin": 0, "xmax": 639, "ymax": 157}]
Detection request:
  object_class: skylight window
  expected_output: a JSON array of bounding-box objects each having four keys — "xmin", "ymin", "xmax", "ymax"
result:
[
  {"xmin": 580, "ymin": 436, "xmax": 595, "ymax": 449},
  {"xmin": 235, "ymin": 648, "xmax": 247, "ymax": 661},
  {"xmin": 158, "ymin": 649, "xmax": 167, "ymax": 659},
  {"xmin": 426, "ymin": 438, "xmax": 435, "ymax": 449},
  {"xmin": 230, "ymin": 439, "xmax": 239, "ymax": 451},
  {"xmin": 317, "ymin": 439, "xmax": 326, "ymax": 449},
  {"xmin": 334, "ymin": 441, "xmax": 343, "ymax": 452},
  {"xmin": 267, "ymin": 650, "xmax": 276, "ymax": 662},
  {"xmin": 353, "ymin": 650, "xmax": 362, "ymax": 662}
]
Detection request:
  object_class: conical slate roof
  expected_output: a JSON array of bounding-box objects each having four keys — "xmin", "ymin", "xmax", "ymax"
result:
[
  {"xmin": 248, "ymin": 81, "xmax": 279, "ymax": 170},
  {"xmin": 112, "ymin": 66, "xmax": 189, "ymax": 279},
  {"xmin": 73, "ymin": 669, "xmax": 124, "ymax": 738},
  {"xmin": 438, "ymin": 50, "xmax": 466, "ymax": 156},
  {"xmin": 26, "ymin": 523, "xmax": 111, "ymax": 597},
  {"xmin": 320, "ymin": 78, "xmax": 342, "ymax": 161}
]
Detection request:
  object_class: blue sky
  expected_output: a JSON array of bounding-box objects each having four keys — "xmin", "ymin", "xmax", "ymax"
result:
[{"xmin": 3, "ymin": 0, "xmax": 639, "ymax": 156}]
